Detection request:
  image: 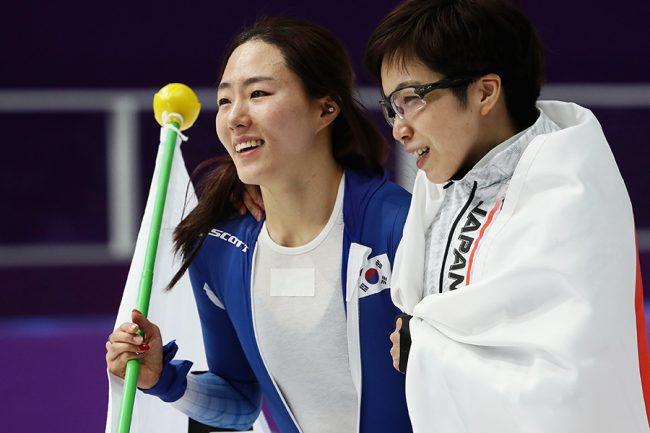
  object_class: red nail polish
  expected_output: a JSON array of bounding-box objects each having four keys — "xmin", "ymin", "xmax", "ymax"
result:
[
  {"xmin": 132, "ymin": 309, "xmax": 142, "ymax": 315},
  {"xmin": 138, "ymin": 344, "xmax": 150, "ymax": 352}
]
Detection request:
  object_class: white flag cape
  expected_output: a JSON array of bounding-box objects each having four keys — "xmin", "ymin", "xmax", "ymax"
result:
[
  {"xmin": 392, "ymin": 101, "xmax": 650, "ymax": 433},
  {"xmin": 105, "ymin": 137, "xmax": 271, "ymax": 433}
]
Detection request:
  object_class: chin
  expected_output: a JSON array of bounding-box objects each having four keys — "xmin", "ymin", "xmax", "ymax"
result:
[
  {"xmin": 423, "ymin": 170, "xmax": 447, "ymax": 184},
  {"xmin": 232, "ymin": 166, "xmax": 257, "ymax": 185},
  {"xmin": 237, "ymin": 167, "xmax": 274, "ymax": 187},
  {"xmin": 237, "ymin": 173, "xmax": 261, "ymax": 186}
]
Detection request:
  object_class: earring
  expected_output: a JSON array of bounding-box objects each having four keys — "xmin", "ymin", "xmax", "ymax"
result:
[{"xmin": 326, "ymin": 106, "xmax": 335, "ymax": 113}]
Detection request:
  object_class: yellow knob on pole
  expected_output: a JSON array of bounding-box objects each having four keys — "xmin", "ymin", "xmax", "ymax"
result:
[{"xmin": 153, "ymin": 83, "xmax": 201, "ymax": 131}]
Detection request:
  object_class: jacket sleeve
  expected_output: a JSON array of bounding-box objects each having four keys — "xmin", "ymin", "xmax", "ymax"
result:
[{"xmin": 143, "ymin": 259, "xmax": 262, "ymax": 430}]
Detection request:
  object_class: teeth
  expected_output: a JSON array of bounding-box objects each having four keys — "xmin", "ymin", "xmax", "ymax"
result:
[
  {"xmin": 413, "ymin": 147, "xmax": 429, "ymax": 157},
  {"xmin": 235, "ymin": 140, "xmax": 263, "ymax": 153}
]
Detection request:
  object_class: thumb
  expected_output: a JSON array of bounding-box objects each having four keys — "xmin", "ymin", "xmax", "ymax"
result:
[{"xmin": 131, "ymin": 309, "xmax": 155, "ymax": 335}]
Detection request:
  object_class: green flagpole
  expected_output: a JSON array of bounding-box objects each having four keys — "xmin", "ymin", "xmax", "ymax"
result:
[{"xmin": 117, "ymin": 83, "xmax": 200, "ymax": 433}]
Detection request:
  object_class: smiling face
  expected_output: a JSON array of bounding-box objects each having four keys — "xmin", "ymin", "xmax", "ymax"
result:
[
  {"xmin": 381, "ymin": 59, "xmax": 490, "ymax": 183},
  {"xmin": 216, "ymin": 40, "xmax": 330, "ymax": 187}
]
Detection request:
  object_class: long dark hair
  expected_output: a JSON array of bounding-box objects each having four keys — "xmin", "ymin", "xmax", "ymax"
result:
[{"xmin": 168, "ymin": 17, "xmax": 388, "ymax": 289}]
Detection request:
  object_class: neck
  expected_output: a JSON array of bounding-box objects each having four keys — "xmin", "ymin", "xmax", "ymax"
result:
[
  {"xmin": 262, "ymin": 161, "xmax": 343, "ymax": 248},
  {"xmin": 466, "ymin": 104, "xmax": 518, "ymax": 171}
]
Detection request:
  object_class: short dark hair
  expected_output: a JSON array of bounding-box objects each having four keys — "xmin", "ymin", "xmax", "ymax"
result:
[{"xmin": 365, "ymin": 0, "xmax": 544, "ymax": 131}]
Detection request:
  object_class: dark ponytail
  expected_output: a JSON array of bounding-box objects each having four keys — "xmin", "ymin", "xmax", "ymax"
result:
[
  {"xmin": 167, "ymin": 156, "xmax": 242, "ymax": 289},
  {"xmin": 168, "ymin": 17, "xmax": 388, "ymax": 289}
]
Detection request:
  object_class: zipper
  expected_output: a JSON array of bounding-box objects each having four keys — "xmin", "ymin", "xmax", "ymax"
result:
[
  {"xmin": 249, "ymin": 243, "xmax": 304, "ymax": 433},
  {"xmin": 346, "ymin": 243, "xmax": 371, "ymax": 433},
  {"xmin": 438, "ymin": 181, "xmax": 478, "ymax": 293}
]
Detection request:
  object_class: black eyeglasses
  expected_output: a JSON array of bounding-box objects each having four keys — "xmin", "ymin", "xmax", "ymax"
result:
[{"xmin": 379, "ymin": 75, "xmax": 480, "ymax": 126}]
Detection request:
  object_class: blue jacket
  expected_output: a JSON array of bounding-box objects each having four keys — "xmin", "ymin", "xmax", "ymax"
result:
[{"xmin": 146, "ymin": 169, "xmax": 412, "ymax": 433}]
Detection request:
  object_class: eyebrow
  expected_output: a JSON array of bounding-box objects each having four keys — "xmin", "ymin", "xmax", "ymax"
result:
[
  {"xmin": 218, "ymin": 76, "xmax": 276, "ymax": 90},
  {"xmin": 391, "ymin": 80, "xmax": 424, "ymax": 93},
  {"xmin": 383, "ymin": 80, "xmax": 424, "ymax": 97}
]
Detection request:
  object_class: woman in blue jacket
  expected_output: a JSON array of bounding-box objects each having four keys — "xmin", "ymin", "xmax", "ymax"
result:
[{"xmin": 107, "ymin": 17, "xmax": 412, "ymax": 433}]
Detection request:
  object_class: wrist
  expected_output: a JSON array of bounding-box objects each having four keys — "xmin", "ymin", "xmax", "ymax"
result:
[{"xmin": 141, "ymin": 340, "xmax": 193, "ymax": 402}]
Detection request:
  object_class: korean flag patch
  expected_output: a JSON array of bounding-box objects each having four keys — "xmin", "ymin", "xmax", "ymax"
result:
[{"xmin": 358, "ymin": 253, "xmax": 391, "ymax": 298}]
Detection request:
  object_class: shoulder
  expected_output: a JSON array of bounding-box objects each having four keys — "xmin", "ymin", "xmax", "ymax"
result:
[
  {"xmin": 369, "ymin": 179, "xmax": 411, "ymax": 213},
  {"xmin": 533, "ymin": 101, "xmax": 610, "ymax": 161},
  {"xmin": 364, "ymin": 173, "xmax": 410, "ymax": 228},
  {"xmin": 204, "ymin": 215, "xmax": 259, "ymax": 255},
  {"xmin": 344, "ymin": 170, "xmax": 411, "ymax": 257},
  {"xmin": 345, "ymin": 169, "xmax": 411, "ymax": 212},
  {"xmin": 520, "ymin": 102, "xmax": 625, "ymax": 200},
  {"xmin": 190, "ymin": 214, "xmax": 260, "ymax": 282},
  {"xmin": 365, "ymin": 181, "xmax": 410, "ymax": 243}
]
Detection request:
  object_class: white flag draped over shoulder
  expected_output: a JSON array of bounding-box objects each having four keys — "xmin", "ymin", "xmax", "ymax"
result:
[
  {"xmin": 391, "ymin": 101, "xmax": 650, "ymax": 433},
  {"xmin": 105, "ymin": 137, "xmax": 271, "ymax": 433}
]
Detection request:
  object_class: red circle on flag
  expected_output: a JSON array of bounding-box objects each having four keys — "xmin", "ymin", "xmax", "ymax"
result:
[{"xmin": 365, "ymin": 268, "xmax": 379, "ymax": 284}]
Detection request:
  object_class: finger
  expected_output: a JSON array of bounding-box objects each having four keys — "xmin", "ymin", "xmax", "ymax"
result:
[
  {"xmin": 106, "ymin": 341, "xmax": 144, "ymax": 362},
  {"xmin": 391, "ymin": 349, "xmax": 400, "ymax": 371},
  {"xmin": 110, "ymin": 329, "xmax": 144, "ymax": 345},
  {"xmin": 242, "ymin": 191, "xmax": 255, "ymax": 213},
  {"xmin": 107, "ymin": 340, "xmax": 151, "ymax": 356},
  {"xmin": 117, "ymin": 322, "xmax": 139, "ymax": 334},
  {"xmin": 389, "ymin": 330, "xmax": 400, "ymax": 346},
  {"xmin": 395, "ymin": 317, "xmax": 402, "ymax": 332},
  {"xmin": 250, "ymin": 186, "xmax": 264, "ymax": 210},
  {"xmin": 242, "ymin": 189, "xmax": 263, "ymax": 221},
  {"xmin": 108, "ymin": 351, "xmax": 144, "ymax": 376},
  {"xmin": 131, "ymin": 309, "xmax": 155, "ymax": 334},
  {"xmin": 131, "ymin": 309, "xmax": 158, "ymax": 338}
]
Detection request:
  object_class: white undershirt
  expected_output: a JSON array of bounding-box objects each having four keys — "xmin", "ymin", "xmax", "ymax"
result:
[{"xmin": 252, "ymin": 174, "xmax": 357, "ymax": 433}]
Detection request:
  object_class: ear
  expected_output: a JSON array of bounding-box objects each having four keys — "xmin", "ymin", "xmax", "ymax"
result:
[
  {"xmin": 475, "ymin": 74, "xmax": 502, "ymax": 116},
  {"xmin": 316, "ymin": 96, "xmax": 339, "ymax": 131}
]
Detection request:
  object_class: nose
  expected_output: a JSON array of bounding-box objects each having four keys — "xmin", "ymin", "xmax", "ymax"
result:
[
  {"xmin": 226, "ymin": 100, "xmax": 251, "ymax": 131},
  {"xmin": 392, "ymin": 117, "xmax": 412, "ymax": 146}
]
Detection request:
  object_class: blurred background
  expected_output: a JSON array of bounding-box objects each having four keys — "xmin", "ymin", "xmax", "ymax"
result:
[{"xmin": 1, "ymin": 1, "xmax": 649, "ymax": 432}]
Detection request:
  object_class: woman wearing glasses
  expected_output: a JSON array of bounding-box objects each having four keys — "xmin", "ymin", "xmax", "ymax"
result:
[
  {"xmin": 365, "ymin": 0, "xmax": 649, "ymax": 432},
  {"xmin": 106, "ymin": 17, "xmax": 412, "ymax": 433}
]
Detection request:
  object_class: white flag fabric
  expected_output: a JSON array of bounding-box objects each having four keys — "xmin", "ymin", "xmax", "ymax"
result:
[
  {"xmin": 391, "ymin": 101, "xmax": 649, "ymax": 433},
  {"xmin": 105, "ymin": 136, "xmax": 271, "ymax": 433}
]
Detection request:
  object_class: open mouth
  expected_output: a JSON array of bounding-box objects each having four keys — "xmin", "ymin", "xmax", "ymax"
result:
[
  {"xmin": 235, "ymin": 140, "xmax": 264, "ymax": 154},
  {"xmin": 414, "ymin": 147, "xmax": 429, "ymax": 158}
]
